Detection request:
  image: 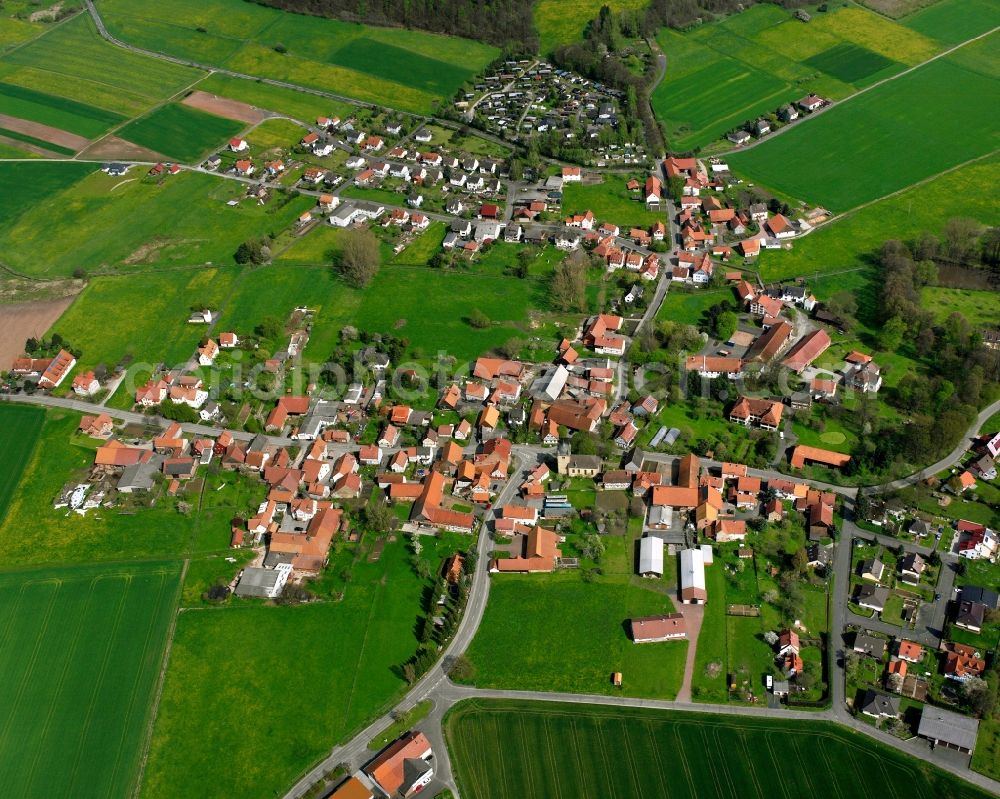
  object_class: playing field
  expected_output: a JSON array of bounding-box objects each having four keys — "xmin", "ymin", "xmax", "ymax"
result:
[
  {"xmin": 0, "ymin": 561, "xmax": 182, "ymax": 798},
  {"xmin": 0, "ymin": 405, "xmax": 44, "ymax": 523},
  {"xmin": 534, "ymin": 0, "xmax": 649, "ymax": 53},
  {"xmin": 117, "ymin": 102, "xmax": 244, "ymax": 162},
  {"xmin": 728, "ymin": 36, "xmax": 1000, "ymax": 211},
  {"xmin": 651, "ymin": 4, "xmax": 939, "ymax": 150},
  {"xmin": 0, "ymin": 166, "xmax": 315, "ymax": 277},
  {"xmin": 445, "ymin": 700, "xmax": 997, "ymax": 799},
  {"xmin": 141, "ymin": 534, "xmax": 461, "ymax": 798},
  {"xmin": 98, "ymin": 0, "xmax": 497, "ymax": 114}
]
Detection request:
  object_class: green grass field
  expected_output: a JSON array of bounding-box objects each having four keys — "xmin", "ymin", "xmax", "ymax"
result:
[
  {"xmin": 534, "ymin": 0, "xmax": 650, "ymax": 53},
  {"xmin": 191, "ymin": 73, "xmax": 352, "ymax": 123},
  {"xmin": 1, "ymin": 15, "xmax": 203, "ymax": 115},
  {"xmin": 0, "ymin": 166, "xmax": 315, "ymax": 277},
  {"xmin": 117, "ymin": 102, "xmax": 244, "ymax": 162},
  {"xmin": 464, "ymin": 537, "xmax": 687, "ymax": 699},
  {"xmin": 50, "ymin": 267, "xmax": 238, "ymax": 369},
  {"xmin": 0, "ymin": 405, "xmax": 44, "ymax": 524},
  {"xmin": 562, "ymin": 178, "xmax": 664, "ymax": 227},
  {"xmin": 903, "ymin": 0, "xmax": 1000, "ymax": 45},
  {"xmin": 0, "ymin": 160, "xmax": 94, "ymax": 226},
  {"xmin": 445, "ymin": 700, "xmax": 996, "ymax": 799},
  {"xmin": 0, "ymin": 410, "xmax": 245, "ymax": 565},
  {"xmin": 756, "ymin": 154, "xmax": 1000, "ymax": 281},
  {"xmin": 804, "ymin": 42, "xmax": 897, "ymax": 84},
  {"xmin": 0, "ymin": 81, "xmax": 125, "ymax": 138},
  {"xmin": 98, "ymin": 0, "xmax": 497, "ymax": 114},
  {"xmin": 921, "ymin": 287, "xmax": 1000, "ymax": 327},
  {"xmin": 142, "ymin": 534, "xmax": 459, "ymax": 798},
  {"xmin": 652, "ymin": 4, "xmax": 939, "ymax": 150},
  {"xmin": 0, "ymin": 125, "xmax": 75, "ymax": 155},
  {"xmin": 0, "ymin": 561, "xmax": 181, "ymax": 798},
  {"xmin": 728, "ymin": 37, "xmax": 1000, "ymax": 211}
]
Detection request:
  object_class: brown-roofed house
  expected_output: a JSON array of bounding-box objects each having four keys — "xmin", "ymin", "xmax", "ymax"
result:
[
  {"xmin": 363, "ymin": 731, "xmax": 434, "ymax": 797},
  {"xmin": 630, "ymin": 613, "xmax": 687, "ymax": 643},
  {"xmin": 790, "ymin": 445, "xmax": 851, "ymax": 469},
  {"xmin": 782, "ymin": 329, "xmax": 831, "ymax": 373}
]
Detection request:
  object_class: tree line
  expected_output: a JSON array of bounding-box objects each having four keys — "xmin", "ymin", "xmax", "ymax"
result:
[
  {"xmin": 847, "ymin": 223, "xmax": 1000, "ymax": 476},
  {"xmin": 247, "ymin": 0, "xmax": 537, "ymax": 50}
]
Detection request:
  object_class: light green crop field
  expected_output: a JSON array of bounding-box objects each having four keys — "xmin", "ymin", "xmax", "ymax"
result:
[
  {"xmin": 445, "ymin": 700, "xmax": 997, "ymax": 799},
  {"xmin": 756, "ymin": 154, "xmax": 1000, "ymax": 281},
  {"xmin": 0, "ymin": 81, "xmax": 125, "ymax": 138},
  {"xmin": 50, "ymin": 267, "xmax": 238, "ymax": 370},
  {"xmin": 0, "ymin": 561, "xmax": 181, "ymax": 799},
  {"xmin": 729, "ymin": 36, "xmax": 1000, "ymax": 211},
  {"xmin": 0, "ymin": 405, "xmax": 44, "ymax": 524},
  {"xmin": 903, "ymin": 0, "xmax": 1000, "ymax": 45},
  {"xmin": 534, "ymin": 0, "xmax": 650, "ymax": 53},
  {"xmin": 99, "ymin": 0, "xmax": 497, "ymax": 114},
  {"xmin": 652, "ymin": 4, "xmax": 940, "ymax": 150},
  {"xmin": 464, "ymin": 537, "xmax": 686, "ymax": 699},
  {"xmin": 1, "ymin": 15, "xmax": 203, "ymax": 114},
  {"xmin": 0, "ymin": 167, "xmax": 315, "ymax": 277},
  {"xmin": 0, "ymin": 410, "xmax": 244, "ymax": 565},
  {"xmin": 142, "ymin": 535, "xmax": 458, "ymax": 798},
  {"xmin": 117, "ymin": 102, "xmax": 244, "ymax": 162}
]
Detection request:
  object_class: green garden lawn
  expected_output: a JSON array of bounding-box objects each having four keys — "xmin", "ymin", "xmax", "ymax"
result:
[
  {"xmin": 562, "ymin": 178, "xmax": 664, "ymax": 228},
  {"xmin": 445, "ymin": 700, "xmax": 996, "ymax": 799},
  {"xmin": 0, "ymin": 561, "xmax": 182, "ymax": 798},
  {"xmin": 728, "ymin": 39, "xmax": 1000, "ymax": 211},
  {"xmin": 117, "ymin": 103, "xmax": 244, "ymax": 162}
]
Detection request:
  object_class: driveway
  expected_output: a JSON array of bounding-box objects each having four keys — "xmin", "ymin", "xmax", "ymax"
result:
[{"xmin": 675, "ymin": 603, "xmax": 704, "ymax": 702}]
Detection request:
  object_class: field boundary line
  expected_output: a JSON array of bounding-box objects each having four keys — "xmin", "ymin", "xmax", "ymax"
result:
[
  {"xmin": 719, "ymin": 23, "xmax": 1000, "ymax": 156},
  {"xmin": 129, "ymin": 557, "xmax": 188, "ymax": 799}
]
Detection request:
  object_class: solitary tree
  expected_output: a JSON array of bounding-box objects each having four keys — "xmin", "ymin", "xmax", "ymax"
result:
[
  {"xmin": 550, "ymin": 257, "xmax": 587, "ymax": 312},
  {"xmin": 337, "ymin": 227, "xmax": 380, "ymax": 288}
]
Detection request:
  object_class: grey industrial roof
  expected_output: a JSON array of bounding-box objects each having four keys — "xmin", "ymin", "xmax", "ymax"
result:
[
  {"xmin": 234, "ymin": 567, "xmax": 280, "ymax": 597},
  {"xmin": 918, "ymin": 706, "xmax": 980, "ymax": 751},
  {"xmin": 639, "ymin": 536, "xmax": 664, "ymax": 575}
]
